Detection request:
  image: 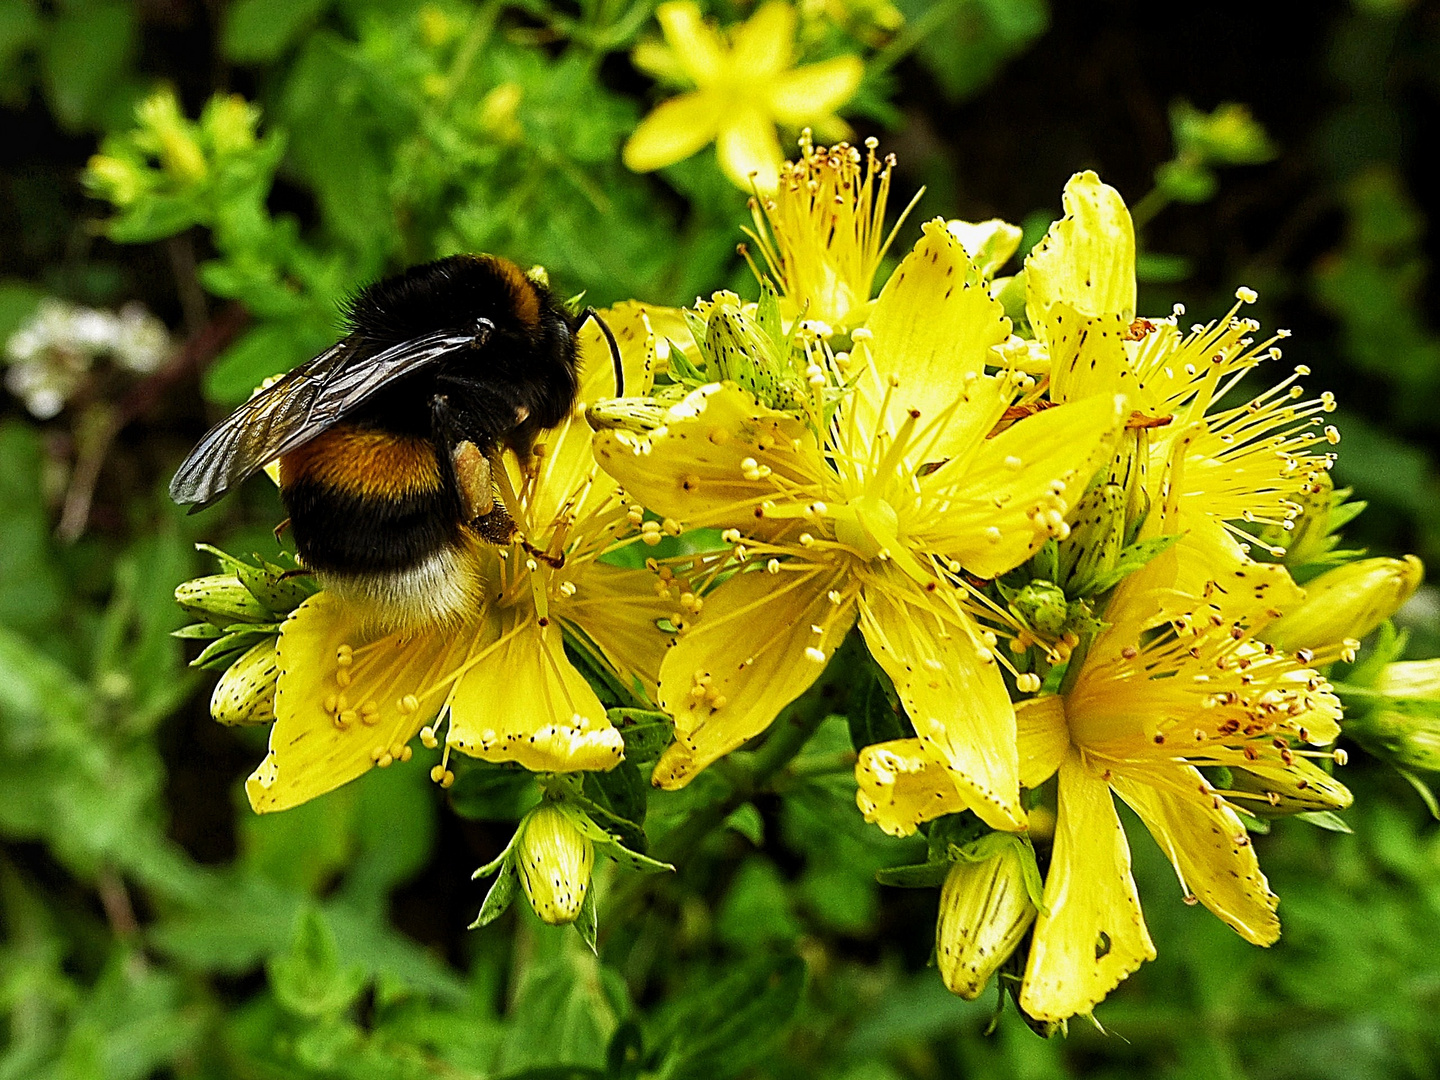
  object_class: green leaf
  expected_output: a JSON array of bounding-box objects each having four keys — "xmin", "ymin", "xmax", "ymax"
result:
[
  {"xmin": 874, "ymin": 861, "xmax": 950, "ymax": 888},
  {"xmin": 580, "ymin": 759, "xmax": 647, "ymax": 851},
  {"xmin": 40, "ymin": 0, "xmax": 138, "ymax": 130},
  {"xmin": 494, "ymin": 953, "xmax": 618, "ymax": 1073},
  {"xmin": 574, "ymin": 886, "xmax": 599, "ymax": 955},
  {"xmin": 656, "ymin": 954, "xmax": 807, "ymax": 1080},
  {"xmin": 266, "ymin": 908, "xmax": 367, "ymax": 1018},
  {"xmin": 1397, "ymin": 768, "xmax": 1440, "ymax": 820},
  {"xmin": 608, "ymin": 708, "xmax": 673, "ymax": 762},
  {"xmin": 847, "ymin": 657, "xmax": 909, "ymax": 751},
  {"xmin": 715, "ymin": 858, "xmax": 801, "ymax": 948},
  {"xmin": 223, "ymin": 0, "xmax": 331, "ymax": 63},
  {"xmin": 448, "ymin": 761, "xmax": 540, "ymax": 821}
]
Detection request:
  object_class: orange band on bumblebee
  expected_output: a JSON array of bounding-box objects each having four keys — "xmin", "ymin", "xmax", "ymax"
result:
[{"xmin": 279, "ymin": 426, "xmax": 442, "ymax": 498}]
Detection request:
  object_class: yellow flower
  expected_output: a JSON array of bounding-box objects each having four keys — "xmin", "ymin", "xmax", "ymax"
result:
[
  {"xmin": 743, "ymin": 134, "xmax": 917, "ymax": 330},
  {"xmin": 1012, "ymin": 548, "xmax": 1344, "ymax": 1021},
  {"xmin": 595, "ymin": 221, "xmax": 1123, "ymax": 827},
  {"xmin": 244, "ymin": 306, "xmax": 675, "ymax": 813},
  {"xmin": 1025, "ymin": 170, "xmax": 1334, "ymax": 625},
  {"xmin": 858, "ymin": 549, "xmax": 1348, "ymax": 1020},
  {"xmin": 623, "ymin": 1, "xmax": 864, "ymax": 192}
]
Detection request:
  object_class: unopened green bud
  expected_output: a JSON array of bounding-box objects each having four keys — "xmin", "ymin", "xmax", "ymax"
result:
[
  {"xmin": 518, "ymin": 803, "xmax": 594, "ymax": 925},
  {"xmin": 1346, "ymin": 659, "xmax": 1440, "ymax": 773},
  {"xmin": 85, "ymin": 154, "xmax": 146, "ymax": 207},
  {"xmin": 203, "ymin": 93, "xmax": 258, "ymax": 156},
  {"xmin": 175, "ymin": 574, "xmax": 272, "ymax": 624},
  {"xmin": 936, "ymin": 837, "xmax": 1038, "ymax": 1000},
  {"xmin": 1264, "ymin": 556, "xmax": 1424, "ymax": 653},
  {"xmin": 704, "ymin": 304, "xmax": 785, "ymax": 406},
  {"xmin": 137, "ymin": 90, "xmax": 207, "ymax": 183},
  {"xmin": 1226, "ymin": 757, "xmax": 1353, "ymax": 817},
  {"xmin": 1171, "ymin": 101, "xmax": 1277, "ymax": 166},
  {"xmin": 1057, "ymin": 482, "xmax": 1124, "ymax": 593},
  {"xmin": 1011, "ymin": 580, "xmax": 1069, "ymax": 638},
  {"xmin": 1348, "ymin": 704, "xmax": 1440, "ymax": 774},
  {"xmin": 476, "ymin": 82, "xmax": 524, "ymax": 144},
  {"xmin": 945, "ymin": 219, "xmax": 1023, "ymax": 280},
  {"xmin": 211, "ymin": 638, "xmax": 279, "ymax": 726}
]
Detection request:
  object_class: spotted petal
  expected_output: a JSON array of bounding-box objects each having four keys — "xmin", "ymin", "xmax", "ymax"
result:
[
  {"xmin": 653, "ymin": 561, "xmax": 856, "ymax": 789},
  {"xmin": 916, "ymin": 393, "xmax": 1123, "ymax": 580},
  {"xmin": 855, "ymin": 737, "xmax": 972, "ymax": 837},
  {"xmin": 248, "ymin": 593, "xmax": 479, "ymax": 813},
  {"xmin": 446, "ymin": 609, "xmax": 624, "ymax": 772},
  {"xmin": 857, "ymin": 567, "xmax": 1024, "ymax": 831},
  {"xmin": 1025, "ymin": 170, "xmax": 1136, "ymax": 333},
  {"xmin": 1020, "ymin": 750, "xmax": 1156, "ymax": 1022},
  {"xmin": 593, "ymin": 383, "xmax": 824, "ymax": 538},
  {"xmin": 1111, "ymin": 763, "xmax": 1280, "ymax": 945}
]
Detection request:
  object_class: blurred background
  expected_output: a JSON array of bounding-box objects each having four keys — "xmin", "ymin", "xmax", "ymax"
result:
[{"xmin": 3, "ymin": 0, "xmax": 1440, "ymax": 1077}]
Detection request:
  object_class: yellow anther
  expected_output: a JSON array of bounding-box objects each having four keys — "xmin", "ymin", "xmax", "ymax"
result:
[
  {"xmin": 420, "ymin": 726, "xmax": 438, "ymax": 749},
  {"xmin": 400, "ymin": 694, "xmax": 419, "ymax": 714},
  {"xmin": 341, "ymin": 709, "xmax": 359, "ymax": 726},
  {"xmin": 431, "ymin": 764, "xmax": 447, "ymax": 783}
]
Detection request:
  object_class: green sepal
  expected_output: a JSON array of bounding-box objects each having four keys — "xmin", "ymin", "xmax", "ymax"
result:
[
  {"xmin": 1397, "ymin": 768, "xmax": 1440, "ymax": 821},
  {"xmin": 189, "ymin": 625, "xmax": 280, "ymax": 669},
  {"xmin": 172, "ymin": 621, "xmax": 225, "ymax": 640},
  {"xmin": 468, "ymin": 860, "xmax": 519, "ymax": 929},
  {"xmin": 1081, "ymin": 532, "xmax": 1184, "ymax": 597},
  {"xmin": 608, "ymin": 708, "xmax": 674, "ymax": 763},
  {"xmin": 555, "ymin": 801, "xmax": 673, "ymax": 875},
  {"xmin": 874, "ymin": 861, "xmax": 951, "ymax": 888},
  {"xmin": 574, "ymin": 884, "xmax": 599, "ymax": 955},
  {"xmin": 1294, "ymin": 810, "xmax": 1353, "ymax": 834}
]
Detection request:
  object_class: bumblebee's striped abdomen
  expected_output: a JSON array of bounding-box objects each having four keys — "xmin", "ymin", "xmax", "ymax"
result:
[{"xmin": 278, "ymin": 425, "xmax": 461, "ymax": 576}]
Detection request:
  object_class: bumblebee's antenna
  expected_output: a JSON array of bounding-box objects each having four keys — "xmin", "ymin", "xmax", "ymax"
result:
[{"xmin": 579, "ymin": 307, "xmax": 624, "ymax": 396}]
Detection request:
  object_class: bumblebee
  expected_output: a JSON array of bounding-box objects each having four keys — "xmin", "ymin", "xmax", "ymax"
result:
[{"xmin": 171, "ymin": 254, "xmax": 618, "ymax": 630}]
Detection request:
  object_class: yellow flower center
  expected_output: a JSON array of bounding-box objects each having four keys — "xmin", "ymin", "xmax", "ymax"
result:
[{"xmin": 831, "ymin": 493, "xmax": 902, "ymax": 561}]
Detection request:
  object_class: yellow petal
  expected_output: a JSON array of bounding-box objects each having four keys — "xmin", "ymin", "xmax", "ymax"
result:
[
  {"xmin": 656, "ymin": 1, "xmax": 726, "ymax": 84},
  {"xmin": 855, "ymin": 737, "xmax": 971, "ymax": 836},
  {"xmin": 653, "ymin": 561, "xmax": 856, "ymax": 788},
  {"xmin": 556, "ymin": 560, "xmax": 675, "ymax": 701},
  {"xmin": 1025, "ymin": 170, "xmax": 1137, "ymax": 332},
  {"xmin": 716, "ymin": 105, "xmax": 784, "ymax": 191},
  {"xmin": 592, "ymin": 383, "xmax": 824, "ymax": 536},
  {"xmin": 916, "ymin": 393, "xmax": 1123, "ymax": 580},
  {"xmin": 729, "ymin": 0, "xmax": 796, "ymax": 78},
  {"xmin": 578, "ymin": 301, "xmax": 660, "ymax": 403},
  {"xmin": 623, "ymin": 91, "xmax": 721, "ymax": 173},
  {"xmin": 1040, "ymin": 304, "xmax": 1132, "ymax": 405},
  {"xmin": 853, "ymin": 220, "xmax": 1012, "ymax": 456},
  {"xmin": 857, "ymin": 568, "xmax": 1024, "ymax": 831},
  {"xmin": 249, "ymin": 593, "xmax": 476, "ymax": 813},
  {"xmin": 447, "ymin": 610, "xmax": 624, "ymax": 772},
  {"xmin": 1110, "ymin": 763, "xmax": 1279, "ymax": 946},
  {"xmin": 1020, "ymin": 751, "xmax": 1156, "ymax": 1022},
  {"xmin": 631, "ymin": 40, "xmax": 688, "ymax": 84},
  {"xmin": 768, "ymin": 56, "xmax": 863, "ymax": 124},
  {"xmin": 1016, "ymin": 694, "xmax": 1068, "ymax": 789},
  {"xmin": 1111, "ymin": 515, "xmax": 1304, "ymax": 634}
]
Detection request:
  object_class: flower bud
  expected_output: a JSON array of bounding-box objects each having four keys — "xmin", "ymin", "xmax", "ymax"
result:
[
  {"xmin": 203, "ymin": 94, "xmax": 258, "ymax": 156},
  {"xmin": 1171, "ymin": 101, "xmax": 1276, "ymax": 167},
  {"xmin": 1347, "ymin": 704, "xmax": 1440, "ymax": 774},
  {"xmin": 85, "ymin": 154, "xmax": 146, "ymax": 207},
  {"xmin": 1263, "ymin": 556, "xmax": 1423, "ymax": 653},
  {"xmin": 1226, "ymin": 757, "xmax": 1353, "ymax": 817},
  {"xmin": 1375, "ymin": 659, "xmax": 1440, "ymax": 699},
  {"xmin": 517, "ymin": 803, "xmax": 594, "ymax": 925},
  {"xmin": 1263, "ymin": 471, "xmax": 1335, "ymax": 568},
  {"xmin": 945, "ymin": 219, "xmax": 1023, "ymax": 280},
  {"xmin": 175, "ymin": 574, "xmax": 272, "ymax": 624},
  {"xmin": 1010, "ymin": 580, "xmax": 1069, "ymax": 638},
  {"xmin": 211, "ymin": 638, "xmax": 279, "ymax": 726},
  {"xmin": 936, "ymin": 838, "xmax": 1038, "ymax": 1000}
]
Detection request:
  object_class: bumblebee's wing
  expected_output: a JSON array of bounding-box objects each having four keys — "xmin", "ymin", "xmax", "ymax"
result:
[{"xmin": 169, "ymin": 330, "xmax": 476, "ymax": 506}]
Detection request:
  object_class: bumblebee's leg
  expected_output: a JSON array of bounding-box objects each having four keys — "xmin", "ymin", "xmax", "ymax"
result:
[
  {"xmin": 577, "ymin": 306, "xmax": 624, "ymax": 396},
  {"xmin": 431, "ymin": 393, "xmax": 498, "ymax": 523}
]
